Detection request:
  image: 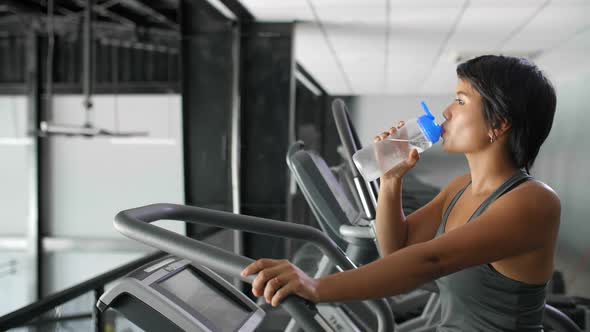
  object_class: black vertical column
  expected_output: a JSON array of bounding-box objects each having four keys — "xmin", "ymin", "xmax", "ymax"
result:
[
  {"xmin": 181, "ymin": 0, "xmax": 239, "ymax": 238},
  {"xmin": 240, "ymin": 23, "xmax": 295, "ymax": 260}
]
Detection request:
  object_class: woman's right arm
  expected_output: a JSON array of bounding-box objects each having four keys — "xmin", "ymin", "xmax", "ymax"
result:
[
  {"xmin": 372, "ymin": 122, "xmax": 420, "ymax": 256},
  {"xmin": 375, "ymin": 177, "xmax": 407, "ymax": 255},
  {"xmin": 372, "ymin": 123, "xmax": 465, "ymax": 255}
]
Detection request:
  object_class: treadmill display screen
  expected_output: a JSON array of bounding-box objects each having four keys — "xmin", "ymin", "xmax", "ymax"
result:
[{"xmin": 158, "ymin": 268, "xmax": 251, "ymax": 331}]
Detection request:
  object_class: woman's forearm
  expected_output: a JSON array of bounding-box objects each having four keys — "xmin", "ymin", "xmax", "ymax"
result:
[
  {"xmin": 316, "ymin": 243, "xmax": 440, "ymax": 303},
  {"xmin": 375, "ymin": 178, "xmax": 408, "ymax": 255}
]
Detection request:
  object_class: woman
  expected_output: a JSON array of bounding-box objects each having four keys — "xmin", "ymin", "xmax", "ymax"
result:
[{"xmin": 241, "ymin": 55, "xmax": 560, "ymax": 331}]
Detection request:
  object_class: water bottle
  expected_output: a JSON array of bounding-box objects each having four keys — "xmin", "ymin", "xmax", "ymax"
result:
[{"xmin": 352, "ymin": 101, "xmax": 442, "ymax": 182}]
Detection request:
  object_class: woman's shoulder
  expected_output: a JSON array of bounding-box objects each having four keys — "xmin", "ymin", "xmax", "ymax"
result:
[
  {"xmin": 509, "ymin": 177, "xmax": 561, "ymax": 207},
  {"xmin": 486, "ymin": 177, "xmax": 561, "ymax": 230},
  {"xmin": 444, "ymin": 173, "xmax": 558, "ymax": 199},
  {"xmin": 489, "ymin": 178, "xmax": 561, "ymax": 238}
]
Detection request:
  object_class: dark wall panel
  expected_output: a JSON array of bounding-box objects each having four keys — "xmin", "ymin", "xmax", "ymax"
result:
[
  {"xmin": 288, "ymin": 80, "xmax": 327, "ymax": 255},
  {"xmin": 240, "ymin": 23, "xmax": 295, "ymax": 260},
  {"xmin": 295, "ymin": 79, "xmax": 326, "ymax": 154},
  {"xmin": 0, "ymin": 36, "xmax": 26, "ymax": 84},
  {"xmin": 0, "ymin": 34, "xmax": 180, "ymax": 94},
  {"xmin": 181, "ymin": 0, "xmax": 239, "ymax": 238}
]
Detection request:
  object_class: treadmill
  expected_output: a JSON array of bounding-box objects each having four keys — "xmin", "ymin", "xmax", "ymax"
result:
[{"xmin": 97, "ymin": 203, "xmax": 395, "ymax": 332}]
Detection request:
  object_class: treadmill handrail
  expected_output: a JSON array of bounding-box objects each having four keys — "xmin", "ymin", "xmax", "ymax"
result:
[
  {"xmin": 544, "ymin": 304, "xmax": 582, "ymax": 332},
  {"xmin": 332, "ymin": 99, "xmax": 362, "ymax": 179},
  {"xmin": 114, "ymin": 203, "xmax": 395, "ymax": 332},
  {"xmin": 332, "ymin": 99, "xmax": 379, "ymax": 220}
]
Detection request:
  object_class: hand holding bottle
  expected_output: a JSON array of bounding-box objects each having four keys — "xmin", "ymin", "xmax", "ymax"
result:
[{"xmin": 373, "ymin": 121, "xmax": 420, "ymax": 181}]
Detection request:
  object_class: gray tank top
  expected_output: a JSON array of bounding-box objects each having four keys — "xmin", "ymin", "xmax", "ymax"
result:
[{"xmin": 435, "ymin": 170, "xmax": 547, "ymax": 331}]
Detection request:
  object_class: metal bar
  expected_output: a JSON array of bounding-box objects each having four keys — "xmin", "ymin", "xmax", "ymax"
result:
[
  {"xmin": 18, "ymin": 313, "xmax": 93, "ymax": 327},
  {"xmin": 67, "ymin": 0, "xmax": 136, "ymax": 27},
  {"xmin": 230, "ymin": 26, "xmax": 243, "ymax": 290},
  {"xmin": 295, "ymin": 63, "xmax": 327, "ymax": 96},
  {"xmin": 0, "ymin": 251, "xmax": 166, "ymax": 331},
  {"xmin": 218, "ymin": 0, "xmax": 254, "ymax": 22},
  {"xmin": 93, "ymin": 286, "xmax": 105, "ymax": 332},
  {"xmin": 286, "ymin": 28, "xmax": 297, "ymax": 260},
  {"xmin": 83, "ymin": 0, "xmax": 94, "ymax": 125},
  {"xmin": 544, "ymin": 304, "xmax": 582, "ymax": 332},
  {"xmin": 116, "ymin": 0, "xmax": 178, "ymax": 29},
  {"xmin": 2, "ymin": 14, "xmax": 176, "ymax": 41},
  {"xmin": 25, "ymin": 27, "xmax": 42, "ymax": 303},
  {"xmin": 47, "ymin": 81, "xmax": 180, "ymax": 94},
  {"xmin": 45, "ymin": 0, "xmax": 54, "ymax": 122},
  {"xmin": 98, "ymin": 0, "xmax": 123, "ymax": 10},
  {"xmin": 31, "ymin": 0, "xmax": 75, "ymax": 15},
  {"xmin": 331, "ymin": 99, "xmax": 378, "ymax": 220}
]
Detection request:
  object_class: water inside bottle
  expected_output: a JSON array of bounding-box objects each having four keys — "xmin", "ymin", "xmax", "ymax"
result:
[
  {"xmin": 406, "ymin": 134, "xmax": 432, "ymax": 153},
  {"xmin": 354, "ymin": 135, "xmax": 432, "ymax": 182}
]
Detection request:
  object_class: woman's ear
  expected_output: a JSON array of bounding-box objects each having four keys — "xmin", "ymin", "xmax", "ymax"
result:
[{"xmin": 490, "ymin": 120, "xmax": 511, "ymax": 141}]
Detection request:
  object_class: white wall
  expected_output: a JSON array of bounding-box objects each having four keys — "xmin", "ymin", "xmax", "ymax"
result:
[
  {"xmin": 0, "ymin": 95, "xmax": 33, "ymax": 236},
  {"xmin": 1, "ymin": 93, "xmax": 187, "ymax": 309},
  {"xmin": 44, "ymin": 94, "xmax": 185, "ymax": 293},
  {"xmin": 0, "ymin": 95, "xmax": 36, "ymax": 315},
  {"xmin": 48, "ymin": 94, "xmax": 184, "ymax": 238},
  {"xmin": 351, "ymin": 79, "xmax": 590, "ymax": 297},
  {"xmin": 533, "ymin": 74, "xmax": 590, "ymax": 297}
]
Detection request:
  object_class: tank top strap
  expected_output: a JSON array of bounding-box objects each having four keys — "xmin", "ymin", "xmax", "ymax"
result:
[
  {"xmin": 440, "ymin": 180, "xmax": 472, "ymax": 232},
  {"xmin": 467, "ymin": 169, "xmax": 533, "ymax": 222},
  {"xmin": 439, "ymin": 170, "xmax": 534, "ymax": 233}
]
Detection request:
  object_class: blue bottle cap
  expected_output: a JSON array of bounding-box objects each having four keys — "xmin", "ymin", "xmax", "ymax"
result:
[{"xmin": 417, "ymin": 101, "xmax": 442, "ymax": 144}]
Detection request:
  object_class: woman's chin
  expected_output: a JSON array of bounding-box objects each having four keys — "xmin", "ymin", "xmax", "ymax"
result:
[{"xmin": 441, "ymin": 140, "xmax": 452, "ymax": 153}]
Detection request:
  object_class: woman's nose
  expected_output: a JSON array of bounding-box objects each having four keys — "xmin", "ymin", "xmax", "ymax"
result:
[{"xmin": 442, "ymin": 107, "xmax": 451, "ymax": 121}]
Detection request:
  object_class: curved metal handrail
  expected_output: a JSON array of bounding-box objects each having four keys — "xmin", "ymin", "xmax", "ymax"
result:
[{"xmin": 114, "ymin": 203, "xmax": 395, "ymax": 332}]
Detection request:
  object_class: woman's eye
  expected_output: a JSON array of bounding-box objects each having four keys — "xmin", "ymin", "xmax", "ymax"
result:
[{"xmin": 455, "ymin": 98, "xmax": 465, "ymax": 105}]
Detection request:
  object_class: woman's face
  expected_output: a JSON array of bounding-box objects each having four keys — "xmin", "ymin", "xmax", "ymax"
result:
[{"xmin": 441, "ymin": 79, "xmax": 491, "ymax": 153}]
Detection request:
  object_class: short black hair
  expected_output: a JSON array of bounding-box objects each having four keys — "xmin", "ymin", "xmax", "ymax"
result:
[{"xmin": 456, "ymin": 55, "xmax": 556, "ymax": 174}]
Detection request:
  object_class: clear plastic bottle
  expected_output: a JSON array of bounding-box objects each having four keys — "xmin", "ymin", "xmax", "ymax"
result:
[{"xmin": 352, "ymin": 102, "xmax": 442, "ymax": 182}]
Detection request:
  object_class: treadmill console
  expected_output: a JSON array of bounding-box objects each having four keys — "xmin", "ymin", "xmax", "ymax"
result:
[{"xmin": 97, "ymin": 255, "xmax": 264, "ymax": 332}]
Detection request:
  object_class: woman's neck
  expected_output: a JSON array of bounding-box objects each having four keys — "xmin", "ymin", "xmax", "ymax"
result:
[{"xmin": 465, "ymin": 151, "xmax": 519, "ymax": 197}]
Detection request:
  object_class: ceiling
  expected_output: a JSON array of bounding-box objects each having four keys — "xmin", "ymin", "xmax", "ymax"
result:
[
  {"xmin": 3, "ymin": 0, "xmax": 589, "ymax": 96},
  {"xmin": 239, "ymin": 0, "xmax": 590, "ymax": 95}
]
